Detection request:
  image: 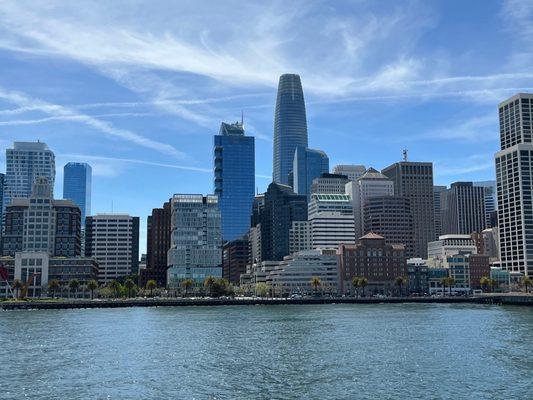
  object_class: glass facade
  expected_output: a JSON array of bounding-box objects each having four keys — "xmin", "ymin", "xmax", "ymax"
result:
[
  {"xmin": 293, "ymin": 145, "xmax": 329, "ymax": 201},
  {"xmin": 214, "ymin": 122, "xmax": 255, "ymax": 242},
  {"xmin": 63, "ymin": 162, "xmax": 92, "ymax": 226},
  {"xmin": 273, "ymin": 74, "xmax": 308, "ymax": 185}
]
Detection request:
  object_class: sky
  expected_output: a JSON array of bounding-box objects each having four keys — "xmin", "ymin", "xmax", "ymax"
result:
[{"xmin": 0, "ymin": 0, "xmax": 532, "ymax": 254}]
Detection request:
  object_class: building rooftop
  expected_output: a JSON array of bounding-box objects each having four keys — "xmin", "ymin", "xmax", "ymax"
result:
[
  {"xmin": 358, "ymin": 167, "xmax": 390, "ymax": 181},
  {"xmin": 359, "ymin": 232, "xmax": 385, "ymax": 240}
]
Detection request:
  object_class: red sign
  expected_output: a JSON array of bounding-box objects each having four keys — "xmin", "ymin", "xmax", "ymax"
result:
[{"xmin": 0, "ymin": 265, "xmax": 8, "ymax": 281}]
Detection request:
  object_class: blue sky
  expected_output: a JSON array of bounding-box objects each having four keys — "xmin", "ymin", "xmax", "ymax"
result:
[{"xmin": 0, "ymin": 0, "xmax": 532, "ymax": 253}]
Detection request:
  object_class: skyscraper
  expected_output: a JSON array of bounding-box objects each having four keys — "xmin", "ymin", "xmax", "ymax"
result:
[
  {"xmin": 214, "ymin": 121, "xmax": 255, "ymax": 242},
  {"xmin": 0, "ymin": 172, "xmax": 4, "ymax": 236},
  {"xmin": 166, "ymin": 195, "xmax": 222, "ymax": 285},
  {"xmin": 311, "ymin": 173, "xmax": 349, "ymax": 195},
  {"xmin": 382, "ymin": 162, "xmax": 435, "ymax": 258},
  {"xmin": 4, "ymin": 141, "xmax": 55, "ymax": 208},
  {"xmin": 63, "ymin": 162, "xmax": 92, "ymax": 226},
  {"xmin": 495, "ymin": 93, "xmax": 533, "ymax": 276},
  {"xmin": 333, "ymin": 165, "xmax": 366, "ymax": 182},
  {"xmin": 474, "ymin": 180, "xmax": 497, "ymax": 228},
  {"xmin": 440, "ymin": 182, "xmax": 486, "ymax": 235},
  {"xmin": 293, "ymin": 145, "xmax": 329, "ymax": 200},
  {"xmin": 273, "ymin": 74, "xmax": 308, "ymax": 185},
  {"xmin": 433, "ymin": 185, "xmax": 447, "ymax": 239},
  {"xmin": 85, "ymin": 214, "xmax": 140, "ymax": 283}
]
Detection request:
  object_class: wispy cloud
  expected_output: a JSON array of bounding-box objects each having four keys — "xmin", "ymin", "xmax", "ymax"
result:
[{"xmin": 0, "ymin": 86, "xmax": 186, "ymax": 159}]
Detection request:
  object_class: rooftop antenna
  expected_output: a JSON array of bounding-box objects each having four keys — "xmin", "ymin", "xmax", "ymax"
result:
[{"xmin": 403, "ymin": 149, "xmax": 408, "ymax": 162}]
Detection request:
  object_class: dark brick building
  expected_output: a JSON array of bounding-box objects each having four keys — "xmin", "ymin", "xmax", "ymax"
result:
[{"xmin": 222, "ymin": 237, "xmax": 250, "ymax": 284}]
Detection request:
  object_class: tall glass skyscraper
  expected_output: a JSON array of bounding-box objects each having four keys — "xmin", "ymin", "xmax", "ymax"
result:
[
  {"xmin": 214, "ymin": 121, "xmax": 255, "ymax": 242},
  {"xmin": 63, "ymin": 162, "xmax": 92, "ymax": 225},
  {"xmin": 273, "ymin": 74, "xmax": 308, "ymax": 185},
  {"xmin": 293, "ymin": 145, "xmax": 329, "ymax": 201}
]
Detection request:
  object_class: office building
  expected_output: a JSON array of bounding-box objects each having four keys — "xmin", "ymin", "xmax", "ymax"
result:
[
  {"xmin": 308, "ymin": 194, "xmax": 355, "ymax": 250},
  {"xmin": 214, "ymin": 121, "xmax": 255, "ymax": 242},
  {"xmin": 222, "ymin": 237, "xmax": 250, "ymax": 284},
  {"xmin": 407, "ymin": 258, "xmax": 429, "ymax": 294},
  {"xmin": 140, "ymin": 200, "xmax": 171, "ymax": 287},
  {"xmin": 469, "ymin": 254, "xmax": 491, "ymax": 290},
  {"xmin": 363, "ymin": 196, "xmax": 415, "ymax": 257},
  {"xmin": 338, "ymin": 233, "xmax": 407, "ymax": 295},
  {"xmin": 257, "ymin": 183, "xmax": 307, "ymax": 261},
  {"xmin": 289, "ymin": 220, "xmax": 312, "ymax": 254},
  {"xmin": 85, "ymin": 214, "xmax": 140, "ymax": 283},
  {"xmin": 166, "ymin": 195, "xmax": 222, "ymax": 286},
  {"xmin": 4, "ymin": 141, "xmax": 55, "ymax": 208},
  {"xmin": 440, "ymin": 182, "xmax": 486, "ymax": 235},
  {"xmin": 382, "ymin": 161, "xmax": 435, "ymax": 258},
  {"xmin": 495, "ymin": 93, "xmax": 533, "ymax": 276},
  {"xmin": 433, "ymin": 185, "xmax": 446, "ymax": 239},
  {"xmin": 266, "ymin": 250, "xmax": 339, "ymax": 296},
  {"xmin": 427, "ymin": 234, "xmax": 477, "ymax": 269},
  {"xmin": 474, "ymin": 180, "xmax": 497, "ymax": 228},
  {"xmin": 0, "ymin": 172, "xmax": 4, "ymax": 239},
  {"xmin": 293, "ymin": 145, "xmax": 329, "ymax": 200},
  {"xmin": 482, "ymin": 227, "xmax": 500, "ymax": 260},
  {"xmin": 63, "ymin": 162, "xmax": 92, "ymax": 226},
  {"xmin": 2, "ymin": 177, "xmax": 81, "ymax": 257},
  {"xmin": 273, "ymin": 74, "xmax": 308, "ymax": 185},
  {"xmin": 332, "ymin": 165, "xmax": 366, "ymax": 182},
  {"xmin": 346, "ymin": 168, "xmax": 394, "ymax": 238},
  {"xmin": 311, "ymin": 173, "xmax": 349, "ymax": 195}
]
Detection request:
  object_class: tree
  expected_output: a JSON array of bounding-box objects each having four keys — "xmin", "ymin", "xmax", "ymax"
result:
[
  {"xmin": 523, "ymin": 276, "xmax": 532, "ymax": 293},
  {"xmin": 445, "ymin": 277, "xmax": 455, "ymax": 296},
  {"xmin": 212, "ymin": 278, "xmax": 229, "ymax": 297},
  {"xmin": 394, "ymin": 276, "xmax": 406, "ymax": 297},
  {"xmin": 12, "ymin": 279, "xmax": 23, "ymax": 299},
  {"xmin": 256, "ymin": 282, "xmax": 268, "ymax": 297},
  {"xmin": 489, "ymin": 278, "xmax": 497, "ymax": 293},
  {"xmin": 311, "ymin": 276, "xmax": 321, "ymax": 296},
  {"xmin": 358, "ymin": 277, "xmax": 368, "ymax": 298},
  {"xmin": 87, "ymin": 280, "xmax": 98, "ymax": 300},
  {"xmin": 145, "ymin": 280, "xmax": 157, "ymax": 297},
  {"xmin": 109, "ymin": 280, "xmax": 121, "ymax": 298},
  {"xmin": 181, "ymin": 279, "xmax": 194, "ymax": 297},
  {"xmin": 124, "ymin": 278, "xmax": 135, "ymax": 298},
  {"xmin": 204, "ymin": 276, "xmax": 216, "ymax": 297},
  {"xmin": 440, "ymin": 277, "xmax": 448, "ymax": 296},
  {"xmin": 480, "ymin": 276, "xmax": 490, "ymax": 292},
  {"xmin": 48, "ymin": 279, "xmax": 60, "ymax": 299},
  {"xmin": 69, "ymin": 279, "xmax": 80, "ymax": 299}
]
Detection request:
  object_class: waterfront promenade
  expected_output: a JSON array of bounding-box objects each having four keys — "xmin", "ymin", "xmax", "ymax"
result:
[{"xmin": 1, "ymin": 294, "xmax": 532, "ymax": 310}]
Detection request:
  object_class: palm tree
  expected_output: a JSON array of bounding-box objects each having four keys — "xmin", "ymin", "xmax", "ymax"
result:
[
  {"xmin": 204, "ymin": 276, "xmax": 216, "ymax": 297},
  {"xmin": 522, "ymin": 276, "xmax": 532, "ymax": 293},
  {"xmin": 48, "ymin": 279, "xmax": 60, "ymax": 299},
  {"xmin": 145, "ymin": 280, "xmax": 157, "ymax": 297},
  {"xmin": 358, "ymin": 277, "xmax": 368, "ymax": 298},
  {"xmin": 352, "ymin": 277, "xmax": 360, "ymax": 297},
  {"xmin": 69, "ymin": 279, "xmax": 80, "ymax": 299},
  {"xmin": 124, "ymin": 278, "xmax": 135, "ymax": 298},
  {"xmin": 440, "ymin": 277, "xmax": 448, "ymax": 296},
  {"xmin": 181, "ymin": 279, "xmax": 194, "ymax": 297},
  {"xmin": 311, "ymin": 276, "xmax": 321, "ymax": 296},
  {"xmin": 109, "ymin": 280, "xmax": 121, "ymax": 298},
  {"xmin": 480, "ymin": 276, "xmax": 490, "ymax": 292},
  {"xmin": 394, "ymin": 276, "xmax": 405, "ymax": 297},
  {"xmin": 12, "ymin": 279, "xmax": 23, "ymax": 299},
  {"xmin": 87, "ymin": 280, "xmax": 98, "ymax": 300}
]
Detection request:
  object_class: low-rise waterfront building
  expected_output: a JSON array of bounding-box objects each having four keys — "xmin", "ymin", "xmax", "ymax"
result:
[{"xmin": 407, "ymin": 258, "xmax": 429, "ymax": 294}]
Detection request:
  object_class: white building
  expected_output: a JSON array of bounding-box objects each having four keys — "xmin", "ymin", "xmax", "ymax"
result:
[
  {"xmin": 427, "ymin": 234, "xmax": 477, "ymax": 268},
  {"xmin": 346, "ymin": 167, "xmax": 394, "ymax": 238},
  {"xmin": 167, "ymin": 194, "xmax": 222, "ymax": 286},
  {"xmin": 85, "ymin": 214, "xmax": 140, "ymax": 283},
  {"xmin": 311, "ymin": 173, "xmax": 349, "ymax": 195},
  {"xmin": 482, "ymin": 227, "xmax": 500, "ymax": 261},
  {"xmin": 308, "ymin": 194, "xmax": 355, "ymax": 250},
  {"xmin": 495, "ymin": 93, "xmax": 533, "ymax": 277},
  {"xmin": 4, "ymin": 141, "xmax": 55, "ymax": 209},
  {"xmin": 332, "ymin": 165, "xmax": 366, "ymax": 182},
  {"xmin": 266, "ymin": 250, "xmax": 339, "ymax": 296}
]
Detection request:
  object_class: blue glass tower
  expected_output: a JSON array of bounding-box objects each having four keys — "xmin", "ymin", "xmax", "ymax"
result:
[
  {"xmin": 293, "ymin": 145, "xmax": 329, "ymax": 201},
  {"xmin": 273, "ymin": 74, "xmax": 308, "ymax": 185},
  {"xmin": 63, "ymin": 162, "xmax": 92, "ymax": 226},
  {"xmin": 214, "ymin": 121, "xmax": 255, "ymax": 242}
]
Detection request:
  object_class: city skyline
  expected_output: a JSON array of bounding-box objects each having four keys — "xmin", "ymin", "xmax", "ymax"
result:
[{"xmin": 0, "ymin": 1, "xmax": 532, "ymax": 255}]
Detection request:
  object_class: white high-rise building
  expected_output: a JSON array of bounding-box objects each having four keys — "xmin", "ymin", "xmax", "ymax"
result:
[
  {"xmin": 495, "ymin": 93, "xmax": 533, "ymax": 276},
  {"xmin": 332, "ymin": 165, "xmax": 366, "ymax": 182},
  {"xmin": 427, "ymin": 234, "xmax": 477, "ymax": 268},
  {"xmin": 311, "ymin": 173, "xmax": 349, "ymax": 195},
  {"xmin": 166, "ymin": 194, "xmax": 222, "ymax": 285},
  {"xmin": 346, "ymin": 168, "xmax": 394, "ymax": 238},
  {"xmin": 4, "ymin": 141, "xmax": 55, "ymax": 209},
  {"xmin": 85, "ymin": 214, "xmax": 140, "ymax": 283},
  {"xmin": 308, "ymin": 194, "xmax": 355, "ymax": 250}
]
